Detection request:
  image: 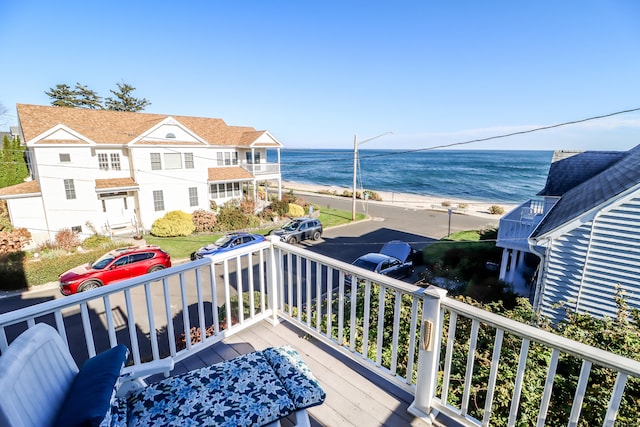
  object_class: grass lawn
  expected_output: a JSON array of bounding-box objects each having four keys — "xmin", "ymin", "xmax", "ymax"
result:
[
  {"xmin": 146, "ymin": 207, "xmax": 366, "ymax": 260},
  {"xmin": 421, "ymin": 229, "xmax": 481, "ymax": 262}
]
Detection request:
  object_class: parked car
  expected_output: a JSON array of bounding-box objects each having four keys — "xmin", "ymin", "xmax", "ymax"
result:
[
  {"xmin": 59, "ymin": 245, "xmax": 171, "ymax": 295},
  {"xmin": 190, "ymin": 232, "xmax": 266, "ymax": 260},
  {"xmin": 345, "ymin": 240, "xmax": 416, "ymax": 284},
  {"xmin": 269, "ymin": 217, "xmax": 323, "ymax": 244}
]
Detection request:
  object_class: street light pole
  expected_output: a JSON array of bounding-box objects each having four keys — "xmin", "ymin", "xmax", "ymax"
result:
[{"xmin": 352, "ymin": 131, "xmax": 393, "ymax": 221}]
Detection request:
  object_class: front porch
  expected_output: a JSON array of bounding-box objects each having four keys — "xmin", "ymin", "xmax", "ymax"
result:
[{"xmin": 1, "ymin": 238, "xmax": 639, "ymax": 426}]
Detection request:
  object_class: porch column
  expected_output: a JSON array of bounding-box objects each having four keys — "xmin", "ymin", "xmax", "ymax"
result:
[
  {"xmin": 409, "ymin": 286, "xmax": 448, "ymax": 423},
  {"xmin": 278, "ymin": 178, "xmax": 282, "ymax": 201},
  {"xmin": 508, "ymin": 249, "xmax": 519, "ymax": 283},
  {"xmin": 499, "ymin": 249, "xmax": 509, "ymax": 282}
]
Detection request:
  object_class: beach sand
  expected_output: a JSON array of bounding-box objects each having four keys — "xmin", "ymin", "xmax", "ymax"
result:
[{"xmin": 280, "ymin": 180, "xmax": 518, "ymax": 220}]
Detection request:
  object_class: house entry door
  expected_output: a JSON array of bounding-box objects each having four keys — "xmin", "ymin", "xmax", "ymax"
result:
[{"xmin": 102, "ymin": 194, "xmax": 134, "ymax": 229}]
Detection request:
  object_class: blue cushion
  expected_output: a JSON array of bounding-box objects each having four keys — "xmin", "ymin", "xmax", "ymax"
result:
[{"xmin": 54, "ymin": 345, "xmax": 128, "ymax": 427}]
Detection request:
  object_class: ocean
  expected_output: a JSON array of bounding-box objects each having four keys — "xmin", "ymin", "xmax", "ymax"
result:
[{"xmin": 270, "ymin": 149, "xmax": 553, "ymax": 204}]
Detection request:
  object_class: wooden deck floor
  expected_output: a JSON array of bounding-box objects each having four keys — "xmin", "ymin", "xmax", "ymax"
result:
[{"xmin": 152, "ymin": 319, "xmax": 437, "ymax": 427}]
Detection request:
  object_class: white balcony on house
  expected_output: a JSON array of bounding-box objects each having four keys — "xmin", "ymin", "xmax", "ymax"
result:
[
  {"xmin": 240, "ymin": 160, "xmax": 281, "ymax": 176},
  {"xmin": 1, "ymin": 238, "xmax": 638, "ymax": 426},
  {"xmin": 497, "ymin": 198, "xmax": 553, "ymax": 253}
]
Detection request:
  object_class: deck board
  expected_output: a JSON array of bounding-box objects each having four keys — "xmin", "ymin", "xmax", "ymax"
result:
[{"xmin": 152, "ymin": 319, "xmax": 435, "ymax": 427}]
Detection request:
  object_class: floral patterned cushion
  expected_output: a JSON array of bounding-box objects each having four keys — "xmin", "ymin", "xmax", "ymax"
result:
[
  {"xmin": 262, "ymin": 346, "xmax": 326, "ymax": 410},
  {"xmin": 111, "ymin": 346, "xmax": 324, "ymax": 427}
]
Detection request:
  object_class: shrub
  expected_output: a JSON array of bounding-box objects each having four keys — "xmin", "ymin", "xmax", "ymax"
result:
[
  {"xmin": 441, "ymin": 200, "xmax": 451, "ymax": 207},
  {"xmin": 478, "ymin": 226, "xmax": 498, "ymax": 241},
  {"xmin": 209, "ymin": 200, "xmax": 218, "ymax": 211},
  {"xmin": 217, "ymin": 203, "xmax": 258, "ymax": 231},
  {"xmin": 239, "ymin": 197, "xmax": 255, "ymax": 215},
  {"xmin": 82, "ymin": 234, "xmax": 112, "ymax": 249},
  {"xmin": 0, "ymin": 228, "xmax": 31, "ymax": 254},
  {"xmin": 458, "ymin": 203, "xmax": 468, "ymax": 209},
  {"xmin": 192, "ymin": 209, "xmax": 217, "ymax": 233},
  {"xmin": 281, "ymin": 190, "xmax": 297, "ymax": 204},
  {"xmin": 55, "ymin": 228, "xmax": 81, "ymax": 251},
  {"xmin": 288, "ymin": 203, "xmax": 305, "ymax": 217},
  {"xmin": 269, "ymin": 200, "xmax": 288, "ymax": 217},
  {"xmin": 365, "ymin": 191, "xmax": 382, "ymax": 201},
  {"xmin": 488, "ymin": 205, "xmax": 504, "ymax": 215},
  {"xmin": 151, "ymin": 210, "xmax": 195, "ymax": 237}
]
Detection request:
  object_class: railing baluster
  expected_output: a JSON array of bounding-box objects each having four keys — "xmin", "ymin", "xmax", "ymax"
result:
[
  {"xmin": 537, "ymin": 348, "xmax": 559, "ymax": 427},
  {"xmin": 326, "ymin": 267, "xmax": 333, "ymax": 340},
  {"xmin": 375, "ymin": 284, "xmax": 385, "ymax": 366},
  {"xmin": 80, "ymin": 303, "xmax": 96, "ymax": 358},
  {"xmin": 441, "ymin": 310, "xmax": 458, "ymax": 405},
  {"xmin": 362, "ymin": 280, "xmax": 371, "ymax": 359},
  {"xmin": 482, "ymin": 328, "xmax": 504, "ymax": 427},
  {"xmin": 405, "ymin": 296, "xmax": 419, "ymax": 385},
  {"xmin": 179, "ymin": 272, "xmax": 192, "ymax": 352},
  {"xmin": 103, "ymin": 296, "xmax": 117, "ymax": 348},
  {"xmin": 236, "ymin": 255, "xmax": 244, "ymax": 323},
  {"xmin": 124, "ymin": 288, "xmax": 141, "ymax": 364},
  {"xmin": 390, "ymin": 289, "xmax": 402, "ymax": 375},
  {"xmin": 54, "ymin": 311, "xmax": 68, "ymax": 348},
  {"xmin": 286, "ymin": 252, "xmax": 293, "ymax": 316},
  {"xmin": 315, "ymin": 262, "xmax": 322, "ymax": 331},
  {"xmin": 162, "ymin": 276, "xmax": 176, "ymax": 357},
  {"xmin": 296, "ymin": 255, "xmax": 302, "ymax": 323},
  {"xmin": 248, "ymin": 252, "xmax": 255, "ymax": 318},
  {"xmin": 258, "ymin": 250, "xmax": 266, "ymax": 313},
  {"xmin": 568, "ymin": 360, "xmax": 592, "ymax": 427},
  {"xmin": 305, "ymin": 258, "xmax": 311, "ymax": 327},
  {"xmin": 461, "ymin": 319, "xmax": 480, "ymax": 416},
  {"xmin": 223, "ymin": 259, "xmax": 232, "ymax": 331},
  {"xmin": 507, "ymin": 338, "xmax": 531, "ymax": 427},
  {"xmin": 209, "ymin": 262, "xmax": 219, "ymax": 335},
  {"xmin": 602, "ymin": 372, "xmax": 628, "ymax": 427},
  {"xmin": 195, "ymin": 267, "xmax": 206, "ymax": 344},
  {"xmin": 349, "ymin": 276, "xmax": 357, "ymax": 352},
  {"xmin": 338, "ymin": 272, "xmax": 345, "ymax": 346}
]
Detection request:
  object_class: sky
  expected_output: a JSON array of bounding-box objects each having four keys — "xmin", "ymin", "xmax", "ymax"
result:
[{"xmin": 2, "ymin": 1, "xmax": 640, "ymax": 151}]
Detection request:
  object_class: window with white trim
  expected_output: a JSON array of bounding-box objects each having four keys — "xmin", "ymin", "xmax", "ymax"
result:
[
  {"xmin": 64, "ymin": 179, "xmax": 76, "ymax": 200},
  {"xmin": 216, "ymin": 152, "xmax": 223, "ymax": 166},
  {"xmin": 153, "ymin": 190, "xmax": 164, "ymax": 211},
  {"xmin": 150, "ymin": 153, "xmax": 161, "ymax": 170},
  {"xmin": 184, "ymin": 153, "xmax": 194, "ymax": 169},
  {"xmin": 188, "ymin": 187, "xmax": 198, "ymax": 207},
  {"xmin": 110, "ymin": 153, "xmax": 121, "ymax": 170},
  {"xmin": 164, "ymin": 153, "xmax": 182, "ymax": 169},
  {"xmin": 98, "ymin": 153, "xmax": 109, "ymax": 170},
  {"xmin": 59, "ymin": 153, "xmax": 70, "ymax": 162}
]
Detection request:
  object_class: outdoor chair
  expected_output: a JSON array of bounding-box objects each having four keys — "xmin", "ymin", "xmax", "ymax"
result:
[{"xmin": 0, "ymin": 323, "xmax": 325, "ymax": 427}]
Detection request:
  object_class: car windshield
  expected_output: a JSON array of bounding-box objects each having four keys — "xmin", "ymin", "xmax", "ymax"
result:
[
  {"xmin": 214, "ymin": 235, "xmax": 234, "ymax": 247},
  {"xmin": 353, "ymin": 258, "xmax": 378, "ymax": 271},
  {"xmin": 91, "ymin": 253, "xmax": 116, "ymax": 270},
  {"xmin": 282, "ymin": 221, "xmax": 300, "ymax": 231}
]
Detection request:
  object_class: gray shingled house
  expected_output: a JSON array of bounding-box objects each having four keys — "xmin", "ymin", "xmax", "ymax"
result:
[{"xmin": 496, "ymin": 144, "xmax": 640, "ymax": 321}]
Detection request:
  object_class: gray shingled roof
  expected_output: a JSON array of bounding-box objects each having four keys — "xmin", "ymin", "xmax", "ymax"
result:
[
  {"xmin": 537, "ymin": 150, "xmax": 626, "ymax": 196},
  {"xmin": 532, "ymin": 144, "xmax": 640, "ymax": 237}
]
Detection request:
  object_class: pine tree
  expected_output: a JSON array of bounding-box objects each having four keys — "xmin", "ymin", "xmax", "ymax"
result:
[
  {"xmin": 104, "ymin": 82, "xmax": 151, "ymax": 112},
  {"xmin": 73, "ymin": 83, "xmax": 102, "ymax": 109},
  {"xmin": 44, "ymin": 83, "xmax": 78, "ymax": 107}
]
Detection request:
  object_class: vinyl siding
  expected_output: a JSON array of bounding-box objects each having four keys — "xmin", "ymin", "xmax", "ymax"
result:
[{"xmin": 539, "ymin": 196, "xmax": 640, "ymax": 321}]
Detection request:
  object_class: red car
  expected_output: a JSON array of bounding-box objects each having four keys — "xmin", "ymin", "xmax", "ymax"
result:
[{"xmin": 59, "ymin": 245, "xmax": 171, "ymax": 295}]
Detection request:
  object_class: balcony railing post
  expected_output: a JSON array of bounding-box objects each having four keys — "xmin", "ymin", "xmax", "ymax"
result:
[
  {"xmin": 265, "ymin": 236, "xmax": 280, "ymax": 325},
  {"xmin": 409, "ymin": 286, "xmax": 448, "ymax": 423}
]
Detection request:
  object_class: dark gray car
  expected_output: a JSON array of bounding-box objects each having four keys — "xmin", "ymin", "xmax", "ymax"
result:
[{"xmin": 270, "ymin": 217, "xmax": 323, "ymax": 244}]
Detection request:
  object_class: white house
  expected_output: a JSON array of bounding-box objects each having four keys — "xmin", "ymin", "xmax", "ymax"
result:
[
  {"xmin": 0, "ymin": 104, "xmax": 284, "ymax": 245},
  {"xmin": 497, "ymin": 145, "xmax": 640, "ymax": 321}
]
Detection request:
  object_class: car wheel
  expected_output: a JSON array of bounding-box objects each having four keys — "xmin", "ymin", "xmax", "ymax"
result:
[
  {"xmin": 148, "ymin": 265, "xmax": 165, "ymax": 273},
  {"xmin": 79, "ymin": 280, "xmax": 101, "ymax": 292},
  {"xmin": 312, "ymin": 231, "xmax": 321, "ymax": 240},
  {"xmin": 287, "ymin": 236, "xmax": 298, "ymax": 244}
]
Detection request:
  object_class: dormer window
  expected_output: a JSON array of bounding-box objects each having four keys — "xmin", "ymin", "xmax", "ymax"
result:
[{"xmin": 166, "ymin": 133, "xmax": 176, "ymax": 139}]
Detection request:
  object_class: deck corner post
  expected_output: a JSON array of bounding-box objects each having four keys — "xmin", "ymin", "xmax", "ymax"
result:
[
  {"xmin": 265, "ymin": 236, "xmax": 280, "ymax": 325},
  {"xmin": 408, "ymin": 286, "xmax": 447, "ymax": 423}
]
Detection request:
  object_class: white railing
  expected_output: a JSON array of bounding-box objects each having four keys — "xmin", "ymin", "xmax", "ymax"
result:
[
  {"xmin": 2, "ymin": 238, "xmax": 640, "ymax": 426},
  {"xmin": 240, "ymin": 162, "xmax": 280, "ymax": 175}
]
